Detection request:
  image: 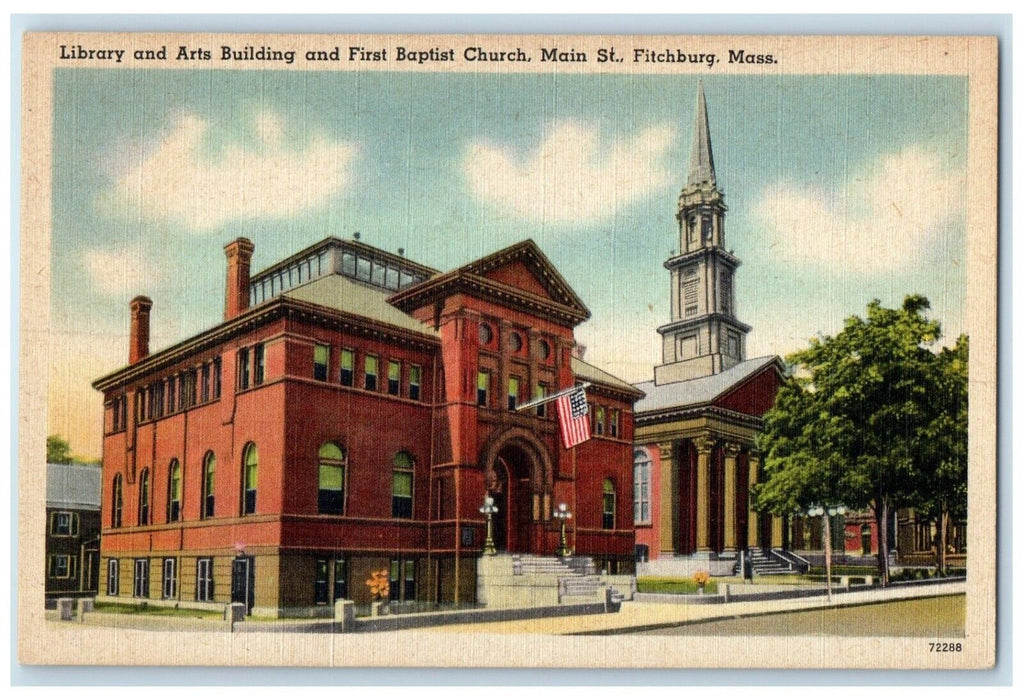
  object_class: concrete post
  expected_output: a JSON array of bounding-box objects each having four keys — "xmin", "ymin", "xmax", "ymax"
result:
[
  {"xmin": 226, "ymin": 602, "xmax": 245, "ymax": 631},
  {"xmin": 57, "ymin": 598, "xmax": 74, "ymax": 621},
  {"xmin": 76, "ymin": 598, "xmax": 94, "ymax": 622},
  {"xmin": 334, "ymin": 599, "xmax": 356, "ymax": 632}
]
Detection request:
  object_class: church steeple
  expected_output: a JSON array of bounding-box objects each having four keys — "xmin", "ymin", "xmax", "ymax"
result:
[
  {"xmin": 687, "ymin": 82, "xmax": 717, "ymax": 188},
  {"xmin": 654, "ymin": 84, "xmax": 751, "ymax": 385}
]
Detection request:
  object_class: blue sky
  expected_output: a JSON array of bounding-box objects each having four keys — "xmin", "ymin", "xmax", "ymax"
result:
[{"xmin": 49, "ymin": 68, "xmax": 968, "ymax": 457}]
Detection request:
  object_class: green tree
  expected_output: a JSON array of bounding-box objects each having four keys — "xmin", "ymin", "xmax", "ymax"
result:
[
  {"xmin": 46, "ymin": 434, "xmax": 73, "ymax": 464},
  {"xmin": 916, "ymin": 334, "xmax": 969, "ymax": 575},
  {"xmin": 755, "ymin": 295, "xmax": 943, "ymax": 585}
]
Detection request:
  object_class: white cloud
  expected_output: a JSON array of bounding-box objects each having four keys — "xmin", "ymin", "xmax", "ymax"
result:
[
  {"xmin": 84, "ymin": 247, "xmax": 162, "ymax": 297},
  {"xmin": 464, "ymin": 121, "xmax": 676, "ymax": 226},
  {"xmin": 100, "ymin": 111, "xmax": 356, "ymax": 230},
  {"xmin": 754, "ymin": 146, "xmax": 964, "ymax": 273}
]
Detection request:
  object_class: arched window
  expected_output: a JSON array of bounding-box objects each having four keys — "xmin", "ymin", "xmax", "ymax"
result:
[
  {"xmin": 167, "ymin": 459, "xmax": 182, "ymax": 522},
  {"xmin": 202, "ymin": 452, "xmax": 216, "ymax": 519},
  {"xmin": 318, "ymin": 443, "xmax": 346, "ymax": 515},
  {"xmin": 138, "ymin": 469, "xmax": 150, "ymax": 525},
  {"xmin": 602, "ymin": 478, "xmax": 616, "ymax": 530},
  {"xmin": 111, "ymin": 474, "xmax": 123, "ymax": 528},
  {"xmin": 242, "ymin": 444, "xmax": 258, "ymax": 515},
  {"xmin": 392, "ymin": 452, "xmax": 414, "ymax": 519},
  {"xmin": 633, "ymin": 449, "xmax": 652, "ymax": 525}
]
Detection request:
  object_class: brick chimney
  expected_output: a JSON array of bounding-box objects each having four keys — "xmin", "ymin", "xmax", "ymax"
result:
[
  {"xmin": 224, "ymin": 237, "xmax": 255, "ymax": 320},
  {"xmin": 129, "ymin": 295, "xmax": 153, "ymax": 364}
]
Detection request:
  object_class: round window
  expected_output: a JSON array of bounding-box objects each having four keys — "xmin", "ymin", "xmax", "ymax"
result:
[
  {"xmin": 479, "ymin": 323, "xmax": 493, "ymax": 345},
  {"xmin": 510, "ymin": 332, "xmax": 523, "ymax": 352},
  {"xmin": 539, "ymin": 339, "xmax": 551, "ymax": 360}
]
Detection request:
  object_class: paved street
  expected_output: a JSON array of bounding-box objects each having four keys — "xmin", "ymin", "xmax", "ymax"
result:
[
  {"xmin": 626, "ymin": 594, "xmax": 964, "ymax": 636},
  {"xmin": 416, "ymin": 581, "xmax": 967, "ymax": 636}
]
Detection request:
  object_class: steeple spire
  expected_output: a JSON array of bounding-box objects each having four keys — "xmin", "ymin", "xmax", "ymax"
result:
[{"xmin": 686, "ymin": 82, "xmax": 716, "ymax": 188}]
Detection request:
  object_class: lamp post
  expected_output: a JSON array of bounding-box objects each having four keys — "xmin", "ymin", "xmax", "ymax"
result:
[
  {"xmin": 808, "ymin": 503, "xmax": 846, "ymax": 601},
  {"xmin": 480, "ymin": 495, "xmax": 498, "ymax": 556},
  {"xmin": 553, "ymin": 502, "xmax": 572, "ymax": 557}
]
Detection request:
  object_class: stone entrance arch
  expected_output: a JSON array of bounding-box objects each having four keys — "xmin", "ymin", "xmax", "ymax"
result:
[{"xmin": 481, "ymin": 428, "xmax": 553, "ymax": 554}]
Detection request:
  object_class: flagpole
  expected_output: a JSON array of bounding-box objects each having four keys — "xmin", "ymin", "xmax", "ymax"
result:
[{"xmin": 514, "ymin": 382, "xmax": 591, "ymax": 412}]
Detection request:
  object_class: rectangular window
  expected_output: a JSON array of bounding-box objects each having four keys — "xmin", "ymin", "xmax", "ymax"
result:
[
  {"xmin": 162, "ymin": 558, "xmax": 177, "ymax": 599},
  {"xmin": 49, "ymin": 554, "xmax": 74, "ymax": 579},
  {"xmin": 609, "ymin": 409, "xmax": 620, "ymax": 438},
  {"xmin": 721, "ymin": 269, "xmax": 733, "ymax": 315},
  {"xmin": 388, "ymin": 559, "xmax": 417, "ymax": 603},
  {"xmin": 476, "ymin": 370, "xmax": 490, "ymax": 407},
  {"xmin": 253, "ymin": 344, "xmax": 265, "ymax": 385},
  {"xmin": 727, "ymin": 332, "xmax": 741, "ymax": 358},
  {"xmin": 339, "ymin": 348, "xmax": 354, "ymax": 386},
  {"xmin": 238, "ymin": 349, "xmax": 250, "ymax": 390},
  {"xmin": 314, "ymin": 344, "xmax": 329, "ymax": 382},
  {"xmin": 371, "ymin": 261, "xmax": 386, "ymax": 287},
  {"xmin": 315, "ymin": 558, "xmax": 330, "ymax": 605},
  {"xmin": 333, "ymin": 558, "xmax": 348, "ymax": 601},
  {"xmin": 364, "ymin": 355, "xmax": 378, "ymax": 391},
  {"xmin": 166, "ymin": 381, "xmax": 176, "ymax": 414},
  {"xmin": 593, "ymin": 405, "xmax": 605, "ymax": 436},
  {"xmin": 212, "ymin": 357, "xmax": 222, "ymax": 398},
  {"xmin": 408, "ymin": 365, "xmax": 421, "ymax": 401},
  {"xmin": 679, "ymin": 334, "xmax": 699, "ymax": 359},
  {"xmin": 196, "ymin": 558, "xmax": 214, "ymax": 602},
  {"xmin": 683, "ymin": 278, "xmax": 699, "ymax": 318},
  {"xmin": 201, "ymin": 364, "xmax": 211, "ymax": 402},
  {"xmin": 341, "ymin": 252, "xmax": 357, "ymax": 277},
  {"xmin": 388, "ymin": 360, "xmax": 401, "ymax": 396},
  {"xmin": 507, "ymin": 376, "xmax": 520, "ymax": 411},
  {"xmin": 634, "ymin": 458, "xmax": 651, "ymax": 525},
  {"xmin": 534, "ymin": 384, "xmax": 548, "ymax": 418},
  {"xmin": 403, "ymin": 560, "xmax": 416, "ymax": 601},
  {"xmin": 107, "ymin": 559, "xmax": 119, "ymax": 596},
  {"xmin": 392, "ymin": 470, "xmax": 413, "ymax": 519},
  {"xmin": 51, "ymin": 511, "xmax": 76, "ymax": 536},
  {"xmin": 133, "ymin": 559, "xmax": 150, "ymax": 598}
]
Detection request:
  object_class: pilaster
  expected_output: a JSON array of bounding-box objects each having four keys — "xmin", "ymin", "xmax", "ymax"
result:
[{"xmin": 657, "ymin": 441, "xmax": 676, "ymax": 557}]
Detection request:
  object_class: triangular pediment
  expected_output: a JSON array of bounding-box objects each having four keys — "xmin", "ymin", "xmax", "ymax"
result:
[
  {"xmin": 388, "ymin": 239, "xmax": 590, "ymax": 326},
  {"xmin": 711, "ymin": 357, "xmax": 786, "ymax": 417}
]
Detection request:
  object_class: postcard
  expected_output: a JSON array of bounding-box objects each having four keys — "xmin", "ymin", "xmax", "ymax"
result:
[{"xmin": 19, "ymin": 31, "xmax": 997, "ymax": 669}]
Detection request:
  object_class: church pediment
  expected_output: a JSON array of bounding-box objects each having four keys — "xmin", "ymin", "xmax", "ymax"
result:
[{"xmin": 712, "ymin": 359, "xmax": 785, "ymax": 417}]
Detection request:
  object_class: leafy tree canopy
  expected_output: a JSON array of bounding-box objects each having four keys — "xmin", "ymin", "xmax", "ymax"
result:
[
  {"xmin": 754, "ymin": 295, "xmax": 962, "ymax": 582},
  {"xmin": 46, "ymin": 434, "xmax": 73, "ymax": 464}
]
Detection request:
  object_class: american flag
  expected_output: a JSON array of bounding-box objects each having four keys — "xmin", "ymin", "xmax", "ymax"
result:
[{"xmin": 555, "ymin": 387, "xmax": 590, "ymax": 449}]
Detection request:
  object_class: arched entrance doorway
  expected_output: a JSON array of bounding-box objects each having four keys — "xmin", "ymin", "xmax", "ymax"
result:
[
  {"xmin": 491, "ymin": 445, "xmax": 534, "ymax": 553},
  {"xmin": 482, "ymin": 429, "xmax": 552, "ymax": 555}
]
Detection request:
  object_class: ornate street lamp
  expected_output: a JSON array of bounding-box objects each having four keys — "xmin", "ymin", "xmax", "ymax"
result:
[
  {"xmin": 808, "ymin": 503, "xmax": 847, "ymax": 601},
  {"xmin": 480, "ymin": 495, "xmax": 498, "ymax": 556},
  {"xmin": 553, "ymin": 502, "xmax": 572, "ymax": 557}
]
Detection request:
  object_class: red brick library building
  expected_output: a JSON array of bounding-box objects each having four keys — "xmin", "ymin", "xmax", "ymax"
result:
[{"xmin": 93, "ymin": 237, "xmax": 640, "ymax": 616}]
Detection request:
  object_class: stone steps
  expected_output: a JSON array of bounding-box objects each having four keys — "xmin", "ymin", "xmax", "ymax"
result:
[{"xmin": 478, "ymin": 554, "xmax": 613, "ymax": 608}]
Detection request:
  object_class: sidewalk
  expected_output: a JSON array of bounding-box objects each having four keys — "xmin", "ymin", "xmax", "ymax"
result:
[{"xmin": 415, "ymin": 580, "xmax": 967, "ymax": 636}]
